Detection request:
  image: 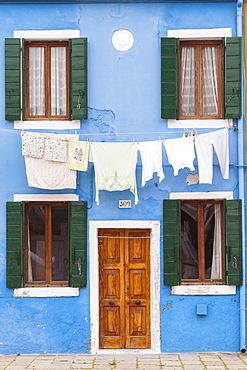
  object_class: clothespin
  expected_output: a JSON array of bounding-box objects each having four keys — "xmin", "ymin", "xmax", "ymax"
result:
[
  {"xmin": 184, "ymin": 128, "xmax": 188, "ymax": 137},
  {"xmin": 192, "ymin": 127, "xmax": 197, "ymax": 137}
]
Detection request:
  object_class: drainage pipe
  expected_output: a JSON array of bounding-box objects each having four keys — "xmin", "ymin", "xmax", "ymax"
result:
[{"xmin": 237, "ymin": 0, "xmax": 246, "ymax": 353}]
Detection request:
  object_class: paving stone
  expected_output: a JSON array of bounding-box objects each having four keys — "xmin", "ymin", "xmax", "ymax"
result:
[{"xmin": 183, "ymin": 365, "xmax": 205, "ymax": 368}]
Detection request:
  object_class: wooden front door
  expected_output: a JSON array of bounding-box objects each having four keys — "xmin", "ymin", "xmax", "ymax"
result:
[{"xmin": 98, "ymin": 228, "xmax": 150, "ymax": 349}]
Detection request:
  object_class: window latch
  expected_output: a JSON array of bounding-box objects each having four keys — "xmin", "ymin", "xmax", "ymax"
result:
[
  {"xmin": 77, "ymin": 257, "xmax": 82, "ymax": 275},
  {"xmin": 232, "ymin": 256, "xmax": 238, "ymax": 270},
  {"xmin": 77, "ymin": 90, "xmax": 83, "ymax": 110}
]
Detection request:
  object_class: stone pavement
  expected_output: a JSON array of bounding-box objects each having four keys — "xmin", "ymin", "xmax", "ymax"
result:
[{"xmin": 1, "ymin": 353, "xmax": 247, "ymax": 370}]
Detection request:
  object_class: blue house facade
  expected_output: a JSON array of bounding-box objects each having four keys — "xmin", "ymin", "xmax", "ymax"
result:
[{"xmin": 0, "ymin": 0, "xmax": 246, "ymax": 354}]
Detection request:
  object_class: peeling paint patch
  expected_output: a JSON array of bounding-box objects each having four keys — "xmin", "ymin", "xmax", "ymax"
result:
[
  {"xmin": 88, "ymin": 108, "xmax": 116, "ymax": 134},
  {"xmin": 166, "ymin": 301, "xmax": 172, "ymax": 309}
]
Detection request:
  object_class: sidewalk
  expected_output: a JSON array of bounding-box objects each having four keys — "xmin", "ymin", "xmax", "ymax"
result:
[{"xmin": 1, "ymin": 353, "xmax": 247, "ymax": 370}]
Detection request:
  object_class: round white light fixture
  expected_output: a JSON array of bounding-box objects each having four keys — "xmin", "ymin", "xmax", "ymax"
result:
[{"xmin": 112, "ymin": 29, "xmax": 134, "ymax": 51}]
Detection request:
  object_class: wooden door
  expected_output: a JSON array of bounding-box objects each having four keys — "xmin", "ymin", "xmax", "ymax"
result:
[{"xmin": 98, "ymin": 228, "xmax": 150, "ymax": 349}]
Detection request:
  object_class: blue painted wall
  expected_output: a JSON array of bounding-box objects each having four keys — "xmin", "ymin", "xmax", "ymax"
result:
[{"xmin": 0, "ymin": 1, "xmax": 243, "ymax": 354}]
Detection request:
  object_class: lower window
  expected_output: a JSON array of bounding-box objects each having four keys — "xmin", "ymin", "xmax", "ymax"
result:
[
  {"xmin": 181, "ymin": 200, "xmax": 223, "ymax": 283},
  {"xmin": 26, "ymin": 203, "xmax": 68, "ymax": 285},
  {"xmin": 163, "ymin": 199, "xmax": 242, "ymax": 286},
  {"xmin": 6, "ymin": 201, "xmax": 87, "ymax": 288}
]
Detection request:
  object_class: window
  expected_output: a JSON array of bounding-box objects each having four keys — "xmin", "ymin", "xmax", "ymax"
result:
[
  {"xmin": 163, "ymin": 199, "xmax": 242, "ymax": 286},
  {"xmin": 5, "ymin": 37, "xmax": 87, "ymax": 122},
  {"xmin": 161, "ymin": 37, "xmax": 242, "ymax": 120},
  {"xmin": 180, "ymin": 41, "xmax": 222, "ymax": 120},
  {"xmin": 6, "ymin": 201, "xmax": 87, "ymax": 288},
  {"xmin": 26, "ymin": 41, "xmax": 69, "ymax": 120}
]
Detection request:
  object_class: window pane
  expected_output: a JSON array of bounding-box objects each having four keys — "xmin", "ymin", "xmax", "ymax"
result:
[
  {"xmin": 181, "ymin": 204, "xmax": 198, "ymax": 279},
  {"xmin": 181, "ymin": 47, "xmax": 197, "ymax": 116},
  {"xmin": 51, "ymin": 47, "xmax": 67, "ymax": 116},
  {"xmin": 202, "ymin": 47, "xmax": 218, "ymax": 115},
  {"xmin": 29, "ymin": 47, "xmax": 45, "ymax": 116},
  {"xmin": 52, "ymin": 205, "xmax": 68, "ymax": 281},
  {"xmin": 204, "ymin": 203, "xmax": 222, "ymax": 279},
  {"xmin": 28, "ymin": 206, "xmax": 46, "ymax": 281}
]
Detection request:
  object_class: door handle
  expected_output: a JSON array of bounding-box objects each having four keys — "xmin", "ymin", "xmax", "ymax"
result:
[
  {"xmin": 109, "ymin": 300, "xmax": 115, "ymax": 305},
  {"xmin": 135, "ymin": 300, "xmax": 141, "ymax": 305}
]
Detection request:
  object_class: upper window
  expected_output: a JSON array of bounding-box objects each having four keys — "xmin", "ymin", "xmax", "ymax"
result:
[
  {"xmin": 161, "ymin": 37, "xmax": 242, "ymax": 121},
  {"xmin": 5, "ymin": 37, "xmax": 87, "ymax": 122},
  {"xmin": 163, "ymin": 199, "xmax": 242, "ymax": 286},
  {"xmin": 180, "ymin": 41, "xmax": 222, "ymax": 120},
  {"xmin": 6, "ymin": 201, "xmax": 87, "ymax": 288},
  {"xmin": 26, "ymin": 41, "xmax": 69, "ymax": 121}
]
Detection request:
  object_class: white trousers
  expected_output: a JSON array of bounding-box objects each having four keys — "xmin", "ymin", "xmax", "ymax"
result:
[{"xmin": 195, "ymin": 129, "xmax": 229, "ymax": 184}]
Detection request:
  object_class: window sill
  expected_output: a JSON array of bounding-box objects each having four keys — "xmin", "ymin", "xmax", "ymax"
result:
[
  {"xmin": 14, "ymin": 287, "xmax": 79, "ymax": 298},
  {"xmin": 14, "ymin": 120, "xmax": 80, "ymax": 130},
  {"xmin": 171, "ymin": 285, "xmax": 236, "ymax": 296},
  {"xmin": 168, "ymin": 119, "xmax": 231, "ymax": 129}
]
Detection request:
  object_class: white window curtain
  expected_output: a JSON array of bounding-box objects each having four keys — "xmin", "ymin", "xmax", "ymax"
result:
[
  {"xmin": 210, "ymin": 204, "xmax": 222, "ymax": 279},
  {"xmin": 51, "ymin": 47, "xmax": 67, "ymax": 116},
  {"xmin": 181, "ymin": 46, "xmax": 218, "ymax": 116},
  {"xmin": 29, "ymin": 47, "xmax": 45, "ymax": 116},
  {"xmin": 202, "ymin": 46, "xmax": 218, "ymax": 116},
  {"xmin": 181, "ymin": 47, "xmax": 196, "ymax": 115}
]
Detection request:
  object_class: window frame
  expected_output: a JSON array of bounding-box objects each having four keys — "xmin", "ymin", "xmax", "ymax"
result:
[
  {"xmin": 180, "ymin": 199, "xmax": 224, "ymax": 284},
  {"xmin": 163, "ymin": 197, "xmax": 243, "ymax": 288},
  {"xmin": 179, "ymin": 40, "xmax": 223, "ymax": 120},
  {"xmin": 6, "ymin": 200, "xmax": 88, "ymax": 290},
  {"xmin": 7, "ymin": 30, "xmax": 86, "ymax": 130},
  {"xmin": 25, "ymin": 201, "xmax": 69, "ymax": 287},
  {"xmin": 162, "ymin": 28, "xmax": 241, "ymax": 128},
  {"xmin": 25, "ymin": 40, "xmax": 69, "ymax": 121}
]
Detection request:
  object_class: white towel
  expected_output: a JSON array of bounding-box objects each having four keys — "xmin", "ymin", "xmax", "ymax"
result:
[{"xmin": 24, "ymin": 134, "xmax": 78, "ymax": 189}]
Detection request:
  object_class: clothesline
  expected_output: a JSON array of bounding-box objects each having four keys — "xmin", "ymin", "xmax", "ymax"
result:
[{"xmin": 0, "ymin": 125, "xmax": 235, "ymax": 139}]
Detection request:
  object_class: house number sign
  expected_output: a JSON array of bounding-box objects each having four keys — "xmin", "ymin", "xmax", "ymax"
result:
[{"xmin": 119, "ymin": 200, "xmax": 132, "ymax": 208}]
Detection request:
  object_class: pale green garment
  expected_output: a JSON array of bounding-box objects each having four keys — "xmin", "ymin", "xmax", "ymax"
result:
[{"xmin": 90, "ymin": 142, "xmax": 138, "ymax": 205}]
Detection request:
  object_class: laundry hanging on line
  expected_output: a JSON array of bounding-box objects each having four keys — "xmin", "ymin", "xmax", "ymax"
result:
[
  {"xmin": 90, "ymin": 142, "xmax": 138, "ymax": 205},
  {"xmin": 23, "ymin": 133, "xmax": 79, "ymax": 190},
  {"xmin": 21, "ymin": 128, "xmax": 229, "ymax": 193}
]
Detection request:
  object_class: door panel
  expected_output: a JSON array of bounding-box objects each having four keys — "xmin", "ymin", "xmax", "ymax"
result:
[{"xmin": 98, "ymin": 228, "xmax": 150, "ymax": 349}]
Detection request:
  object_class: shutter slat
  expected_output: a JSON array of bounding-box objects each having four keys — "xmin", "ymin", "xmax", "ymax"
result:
[
  {"xmin": 163, "ymin": 199, "xmax": 180, "ymax": 285},
  {"xmin": 161, "ymin": 38, "xmax": 179, "ymax": 119},
  {"xmin": 225, "ymin": 199, "xmax": 242, "ymax": 285},
  {"xmin": 70, "ymin": 38, "xmax": 87, "ymax": 120},
  {"xmin": 6, "ymin": 202, "xmax": 24, "ymax": 288},
  {"xmin": 5, "ymin": 38, "xmax": 21, "ymax": 121},
  {"xmin": 225, "ymin": 37, "xmax": 242, "ymax": 119},
  {"xmin": 69, "ymin": 201, "xmax": 87, "ymax": 287}
]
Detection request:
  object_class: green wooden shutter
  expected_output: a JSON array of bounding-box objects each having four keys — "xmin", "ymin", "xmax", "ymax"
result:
[
  {"xmin": 225, "ymin": 37, "xmax": 242, "ymax": 119},
  {"xmin": 70, "ymin": 38, "xmax": 87, "ymax": 120},
  {"xmin": 161, "ymin": 38, "xmax": 179, "ymax": 119},
  {"xmin": 221, "ymin": 37, "xmax": 225, "ymax": 119},
  {"xmin": 69, "ymin": 201, "xmax": 87, "ymax": 287},
  {"xmin": 163, "ymin": 199, "xmax": 180, "ymax": 285},
  {"xmin": 224, "ymin": 199, "xmax": 242, "ymax": 285},
  {"xmin": 5, "ymin": 38, "xmax": 22, "ymax": 121},
  {"xmin": 22, "ymin": 39, "xmax": 26, "ymax": 121},
  {"xmin": 6, "ymin": 202, "xmax": 25, "ymax": 288}
]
